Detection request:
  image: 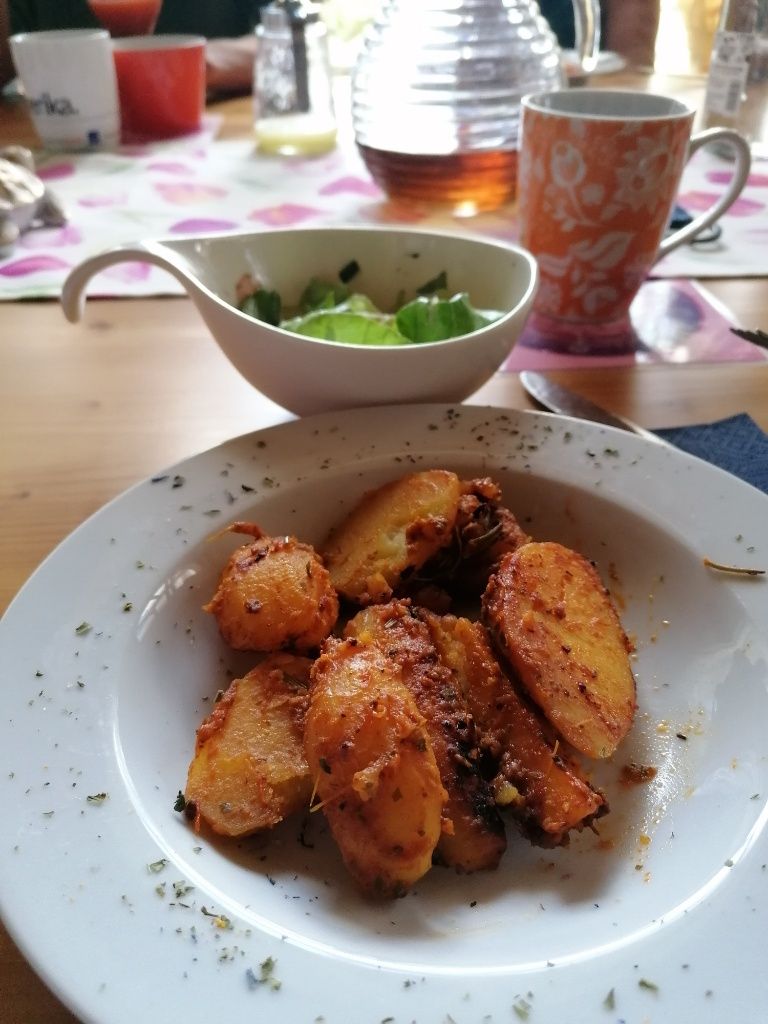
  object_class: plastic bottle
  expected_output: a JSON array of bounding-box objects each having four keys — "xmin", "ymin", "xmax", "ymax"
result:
[
  {"xmin": 703, "ymin": 0, "xmax": 768, "ymax": 155},
  {"xmin": 254, "ymin": 1, "xmax": 337, "ymax": 156}
]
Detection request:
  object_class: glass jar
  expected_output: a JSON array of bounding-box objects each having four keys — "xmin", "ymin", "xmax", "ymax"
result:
[
  {"xmin": 351, "ymin": 0, "xmax": 599, "ymax": 214},
  {"xmin": 254, "ymin": 0, "xmax": 337, "ymax": 156}
]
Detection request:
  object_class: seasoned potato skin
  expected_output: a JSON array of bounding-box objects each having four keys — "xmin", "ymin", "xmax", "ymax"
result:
[
  {"xmin": 204, "ymin": 523, "xmax": 338, "ymax": 652},
  {"xmin": 305, "ymin": 638, "xmax": 446, "ymax": 898},
  {"xmin": 321, "ymin": 470, "xmax": 461, "ymax": 605},
  {"xmin": 346, "ymin": 601, "xmax": 506, "ymax": 873},
  {"xmin": 185, "ymin": 653, "xmax": 313, "ymax": 837},
  {"xmin": 422, "ymin": 612, "xmax": 606, "ymax": 846},
  {"xmin": 482, "ymin": 543, "xmax": 636, "ymax": 759}
]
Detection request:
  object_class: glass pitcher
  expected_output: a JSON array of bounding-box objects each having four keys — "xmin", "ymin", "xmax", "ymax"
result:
[{"xmin": 351, "ymin": 0, "xmax": 600, "ymax": 213}]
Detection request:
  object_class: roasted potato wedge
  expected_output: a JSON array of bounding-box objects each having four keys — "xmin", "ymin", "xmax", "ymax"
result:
[
  {"xmin": 423, "ymin": 612, "xmax": 606, "ymax": 846},
  {"xmin": 185, "ymin": 653, "xmax": 312, "ymax": 837},
  {"xmin": 321, "ymin": 470, "xmax": 461, "ymax": 605},
  {"xmin": 346, "ymin": 601, "xmax": 506, "ymax": 873},
  {"xmin": 305, "ymin": 638, "xmax": 445, "ymax": 898},
  {"xmin": 204, "ymin": 523, "xmax": 338, "ymax": 652},
  {"xmin": 415, "ymin": 477, "xmax": 531, "ymax": 595},
  {"xmin": 483, "ymin": 542, "xmax": 636, "ymax": 759}
]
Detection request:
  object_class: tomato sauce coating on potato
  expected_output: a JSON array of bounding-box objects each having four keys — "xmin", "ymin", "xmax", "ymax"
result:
[
  {"xmin": 204, "ymin": 524, "xmax": 338, "ymax": 652},
  {"xmin": 483, "ymin": 542, "xmax": 637, "ymax": 759},
  {"xmin": 185, "ymin": 653, "xmax": 313, "ymax": 837},
  {"xmin": 305, "ymin": 638, "xmax": 446, "ymax": 899},
  {"xmin": 346, "ymin": 601, "xmax": 506, "ymax": 873},
  {"xmin": 422, "ymin": 611, "xmax": 606, "ymax": 846}
]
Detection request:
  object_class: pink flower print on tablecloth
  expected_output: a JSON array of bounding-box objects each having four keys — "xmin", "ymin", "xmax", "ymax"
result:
[
  {"xmin": 154, "ymin": 182, "xmax": 229, "ymax": 205},
  {"xmin": 36, "ymin": 162, "xmax": 76, "ymax": 181},
  {"xmin": 319, "ymin": 176, "xmax": 381, "ymax": 198},
  {"xmin": 147, "ymin": 161, "xmax": 196, "ymax": 175},
  {"xmin": 169, "ymin": 218, "xmax": 239, "ymax": 234},
  {"xmin": 358, "ymin": 200, "xmax": 426, "ymax": 224},
  {"xmin": 677, "ymin": 190, "xmax": 765, "ymax": 217},
  {"xmin": 0, "ymin": 254, "xmax": 70, "ymax": 276},
  {"xmin": 78, "ymin": 192, "xmax": 129, "ymax": 208},
  {"xmin": 706, "ymin": 169, "xmax": 768, "ymax": 188},
  {"xmin": 18, "ymin": 225, "xmax": 83, "ymax": 249},
  {"xmin": 247, "ymin": 204, "xmax": 322, "ymax": 226}
]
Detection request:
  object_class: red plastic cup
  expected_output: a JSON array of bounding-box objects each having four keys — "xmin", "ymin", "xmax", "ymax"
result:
[{"xmin": 113, "ymin": 34, "xmax": 206, "ymax": 142}]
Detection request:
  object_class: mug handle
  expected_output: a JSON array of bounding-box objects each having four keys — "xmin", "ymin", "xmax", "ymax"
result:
[{"xmin": 655, "ymin": 127, "xmax": 751, "ymax": 262}]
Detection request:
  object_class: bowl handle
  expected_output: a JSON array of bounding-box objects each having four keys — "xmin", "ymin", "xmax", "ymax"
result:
[{"xmin": 61, "ymin": 240, "xmax": 203, "ymax": 323}]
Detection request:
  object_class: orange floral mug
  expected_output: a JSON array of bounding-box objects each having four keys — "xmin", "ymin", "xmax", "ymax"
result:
[{"xmin": 517, "ymin": 90, "xmax": 751, "ymax": 350}]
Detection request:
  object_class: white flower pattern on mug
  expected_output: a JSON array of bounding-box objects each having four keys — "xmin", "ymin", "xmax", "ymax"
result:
[
  {"xmin": 522, "ymin": 119, "xmax": 693, "ymax": 321},
  {"xmin": 613, "ymin": 130, "xmax": 678, "ymax": 213}
]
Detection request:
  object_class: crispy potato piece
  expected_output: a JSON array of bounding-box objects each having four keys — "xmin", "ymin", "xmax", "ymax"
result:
[
  {"xmin": 185, "ymin": 653, "xmax": 312, "ymax": 837},
  {"xmin": 204, "ymin": 522, "xmax": 338, "ymax": 652},
  {"xmin": 415, "ymin": 477, "xmax": 531, "ymax": 595},
  {"xmin": 422, "ymin": 612, "xmax": 606, "ymax": 846},
  {"xmin": 483, "ymin": 543, "xmax": 636, "ymax": 759},
  {"xmin": 346, "ymin": 601, "xmax": 506, "ymax": 873},
  {"xmin": 321, "ymin": 470, "xmax": 461, "ymax": 605},
  {"xmin": 305, "ymin": 638, "xmax": 445, "ymax": 899}
]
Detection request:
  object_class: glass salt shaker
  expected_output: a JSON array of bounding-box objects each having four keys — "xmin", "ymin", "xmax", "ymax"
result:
[{"xmin": 254, "ymin": 0, "xmax": 337, "ymax": 156}]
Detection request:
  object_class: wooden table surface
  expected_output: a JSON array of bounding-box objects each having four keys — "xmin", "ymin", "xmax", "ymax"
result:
[{"xmin": 1, "ymin": 73, "xmax": 767, "ymax": 1024}]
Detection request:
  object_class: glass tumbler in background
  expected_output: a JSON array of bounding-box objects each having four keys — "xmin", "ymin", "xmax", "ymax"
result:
[
  {"xmin": 253, "ymin": 0, "xmax": 337, "ymax": 156},
  {"xmin": 351, "ymin": 0, "xmax": 599, "ymax": 215}
]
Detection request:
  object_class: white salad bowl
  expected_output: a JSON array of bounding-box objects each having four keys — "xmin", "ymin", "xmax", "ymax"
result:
[{"xmin": 61, "ymin": 226, "xmax": 538, "ymax": 416}]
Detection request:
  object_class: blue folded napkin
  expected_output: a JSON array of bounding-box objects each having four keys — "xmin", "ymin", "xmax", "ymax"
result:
[{"xmin": 656, "ymin": 414, "xmax": 768, "ymax": 495}]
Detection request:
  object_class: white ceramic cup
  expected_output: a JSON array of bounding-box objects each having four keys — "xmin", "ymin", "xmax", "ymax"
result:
[{"xmin": 10, "ymin": 29, "xmax": 120, "ymax": 151}]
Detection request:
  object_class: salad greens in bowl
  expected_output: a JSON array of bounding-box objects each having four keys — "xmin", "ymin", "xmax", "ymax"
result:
[
  {"xmin": 237, "ymin": 266, "xmax": 504, "ymax": 347},
  {"xmin": 61, "ymin": 227, "xmax": 538, "ymax": 416}
]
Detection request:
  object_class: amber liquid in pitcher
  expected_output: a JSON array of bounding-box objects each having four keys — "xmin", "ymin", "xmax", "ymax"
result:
[{"xmin": 357, "ymin": 144, "xmax": 518, "ymax": 213}]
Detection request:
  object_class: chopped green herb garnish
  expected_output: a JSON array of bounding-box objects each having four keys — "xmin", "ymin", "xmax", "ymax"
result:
[
  {"xmin": 75, "ymin": 622, "xmax": 92, "ymax": 636},
  {"xmin": 86, "ymin": 792, "xmax": 108, "ymax": 804},
  {"xmin": 338, "ymin": 259, "xmax": 360, "ymax": 284},
  {"xmin": 638, "ymin": 978, "xmax": 658, "ymax": 992},
  {"xmin": 174, "ymin": 791, "xmax": 187, "ymax": 812}
]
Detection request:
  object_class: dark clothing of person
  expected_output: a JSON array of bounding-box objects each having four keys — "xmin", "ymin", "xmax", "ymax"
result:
[
  {"xmin": 10, "ymin": 0, "xmax": 268, "ymax": 38},
  {"xmin": 538, "ymin": 0, "xmax": 606, "ymax": 50}
]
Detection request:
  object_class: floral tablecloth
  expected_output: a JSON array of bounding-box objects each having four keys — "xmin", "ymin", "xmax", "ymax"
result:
[{"xmin": 1, "ymin": 114, "xmax": 766, "ymax": 367}]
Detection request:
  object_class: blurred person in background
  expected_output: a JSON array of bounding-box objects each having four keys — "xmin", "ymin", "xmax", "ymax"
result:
[
  {"xmin": 1, "ymin": 0, "xmax": 662, "ymax": 96},
  {"xmin": 542, "ymin": 0, "xmax": 661, "ymax": 68},
  {"xmin": 0, "ymin": 0, "xmax": 269, "ymax": 92}
]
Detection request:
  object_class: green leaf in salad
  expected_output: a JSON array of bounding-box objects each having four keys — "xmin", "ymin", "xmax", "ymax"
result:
[
  {"xmin": 239, "ymin": 288, "xmax": 282, "ymax": 326},
  {"xmin": 236, "ymin": 267, "xmax": 502, "ymax": 345},
  {"xmin": 298, "ymin": 276, "xmax": 351, "ymax": 313},
  {"xmin": 282, "ymin": 294, "xmax": 407, "ymax": 346},
  {"xmin": 415, "ymin": 270, "xmax": 449, "ymax": 296},
  {"xmin": 395, "ymin": 293, "xmax": 494, "ymax": 343}
]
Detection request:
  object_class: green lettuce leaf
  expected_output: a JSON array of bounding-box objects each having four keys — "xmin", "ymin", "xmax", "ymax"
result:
[
  {"xmin": 281, "ymin": 308, "xmax": 408, "ymax": 345},
  {"xmin": 395, "ymin": 293, "xmax": 494, "ymax": 343}
]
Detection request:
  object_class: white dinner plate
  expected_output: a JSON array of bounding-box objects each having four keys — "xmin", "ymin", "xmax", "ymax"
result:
[{"xmin": 1, "ymin": 404, "xmax": 767, "ymax": 1024}]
